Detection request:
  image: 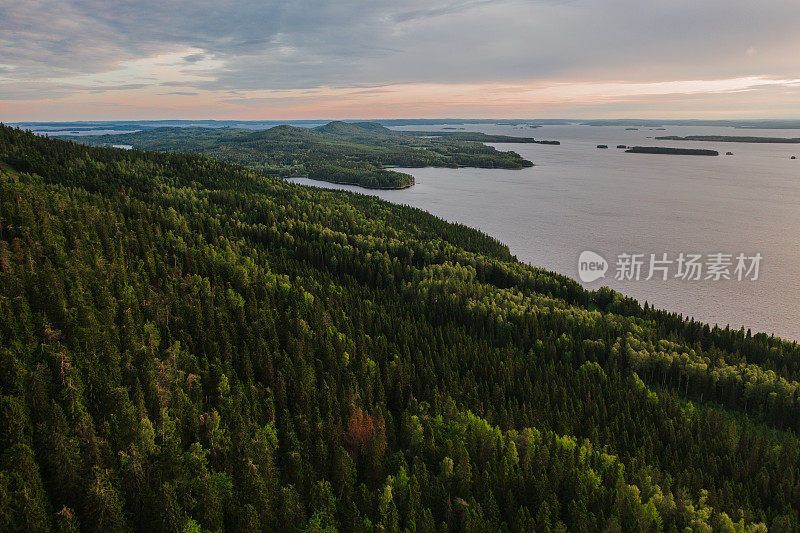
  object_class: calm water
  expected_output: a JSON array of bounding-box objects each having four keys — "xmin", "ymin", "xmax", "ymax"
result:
[
  {"xmin": 31, "ymin": 129, "xmax": 142, "ymax": 136},
  {"xmin": 290, "ymin": 124, "xmax": 800, "ymax": 341}
]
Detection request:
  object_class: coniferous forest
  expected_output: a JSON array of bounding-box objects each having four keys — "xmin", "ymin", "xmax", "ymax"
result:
[
  {"xmin": 3, "ymin": 124, "xmax": 800, "ymax": 531},
  {"xmin": 66, "ymin": 122, "xmax": 537, "ymax": 189}
]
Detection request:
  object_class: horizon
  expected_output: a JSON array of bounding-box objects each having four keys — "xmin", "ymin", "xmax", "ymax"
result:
[{"xmin": 9, "ymin": 117, "xmax": 800, "ymax": 125}]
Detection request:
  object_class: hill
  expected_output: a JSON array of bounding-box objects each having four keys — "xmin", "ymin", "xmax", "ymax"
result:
[
  {"xmin": 314, "ymin": 121, "xmax": 396, "ymax": 137},
  {"xmin": 62, "ymin": 122, "xmax": 539, "ymax": 189},
  {"xmin": 1, "ymin": 125, "xmax": 799, "ymax": 531}
]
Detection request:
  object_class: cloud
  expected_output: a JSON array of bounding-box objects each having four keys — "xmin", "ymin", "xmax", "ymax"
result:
[
  {"xmin": 183, "ymin": 53, "xmax": 207, "ymax": 63},
  {"xmin": 2, "ymin": 0, "xmax": 800, "ymax": 117},
  {"xmin": 390, "ymin": 0, "xmax": 494, "ymax": 23},
  {"xmin": 87, "ymin": 83, "xmax": 149, "ymax": 92}
]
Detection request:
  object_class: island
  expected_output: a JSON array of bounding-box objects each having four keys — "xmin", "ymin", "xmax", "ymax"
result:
[
  {"xmin": 656, "ymin": 135, "xmax": 800, "ymax": 143},
  {"xmin": 60, "ymin": 121, "xmax": 539, "ymax": 189},
  {"xmin": 401, "ymin": 130, "xmax": 560, "ymax": 144},
  {"xmin": 626, "ymin": 146, "xmax": 719, "ymax": 156}
]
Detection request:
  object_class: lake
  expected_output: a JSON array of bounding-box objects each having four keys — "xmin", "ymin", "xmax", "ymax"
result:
[{"xmin": 290, "ymin": 123, "xmax": 800, "ymax": 341}]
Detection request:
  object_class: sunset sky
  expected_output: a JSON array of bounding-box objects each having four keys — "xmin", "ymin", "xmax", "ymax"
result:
[{"xmin": 2, "ymin": 0, "xmax": 800, "ymax": 121}]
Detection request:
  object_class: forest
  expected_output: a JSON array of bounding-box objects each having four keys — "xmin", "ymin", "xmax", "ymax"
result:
[
  {"xmin": 2, "ymin": 124, "xmax": 800, "ymax": 531},
  {"xmin": 399, "ymin": 131, "xmax": 560, "ymax": 145},
  {"xmin": 625, "ymin": 147, "xmax": 720, "ymax": 156},
  {"xmin": 63, "ymin": 122, "xmax": 538, "ymax": 189}
]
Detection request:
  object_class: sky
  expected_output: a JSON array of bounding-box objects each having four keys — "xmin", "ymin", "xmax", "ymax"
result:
[{"xmin": 2, "ymin": 0, "xmax": 800, "ymax": 121}]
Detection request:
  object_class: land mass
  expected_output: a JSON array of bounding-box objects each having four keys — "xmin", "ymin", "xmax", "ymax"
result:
[
  {"xmin": 582, "ymin": 118, "xmax": 800, "ymax": 129},
  {"xmin": 401, "ymin": 131, "xmax": 560, "ymax": 144},
  {"xmin": 656, "ymin": 135, "xmax": 800, "ymax": 143},
  {"xmin": 626, "ymin": 146, "xmax": 719, "ymax": 156},
  {"xmin": 1, "ymin": 124, "xmax": 798, "ymax": 531},
  {"xmin": 60, "ymin": 121, "xmax": 538, "ymax": 189}
]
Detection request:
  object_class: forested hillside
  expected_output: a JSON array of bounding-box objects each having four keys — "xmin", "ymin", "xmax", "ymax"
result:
[
  {"xmin": 2, "ymin": 125, "xmax": 800, "ymax": 531},
  {"xmin": 64, "ymin": 122, "xmax": 537, "ymax": 189}
]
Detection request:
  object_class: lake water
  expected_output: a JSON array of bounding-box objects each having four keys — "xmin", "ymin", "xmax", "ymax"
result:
[
  {"xmin": 30, "ymin": 129, "xmax": 142, "ymax": 136},
  {"xmin": 290, "ymin": 123, "xmax": 800, "ymax": 341}
]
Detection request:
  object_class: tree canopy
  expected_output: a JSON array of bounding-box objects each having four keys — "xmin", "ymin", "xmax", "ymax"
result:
[{"xmin": 1, "ymin": 125, "xmax": 798, "ymax": 531}]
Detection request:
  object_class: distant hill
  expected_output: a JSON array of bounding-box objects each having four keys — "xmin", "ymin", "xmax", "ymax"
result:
[
  {"xmin": 60, "ymin": 121, "xmax": 537, "ymax": 189},
  {"xmin": 314, "ymin": 120, "xmax": 395, "ymax": 136}
]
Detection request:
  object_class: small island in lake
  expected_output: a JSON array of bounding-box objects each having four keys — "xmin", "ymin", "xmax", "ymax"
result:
[{"xmin": 626, "ymin": 146, "xmax": 719, "ymax": 156}]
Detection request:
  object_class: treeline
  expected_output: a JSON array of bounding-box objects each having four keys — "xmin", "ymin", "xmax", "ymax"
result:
[
  {"xmin": 625, "ymin": 146, "xmax": 719, "ymax": 156},
  {"xmin": 306, "ymin": 163, "xmax": 414, "ymax": 189},
  {"xmin": 403, "ymin": 131, "xmax": 560, "ymax": 145},
  {"xmin": 0, "ymin": 125, "xmax": 798, "ymax": 531}
]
